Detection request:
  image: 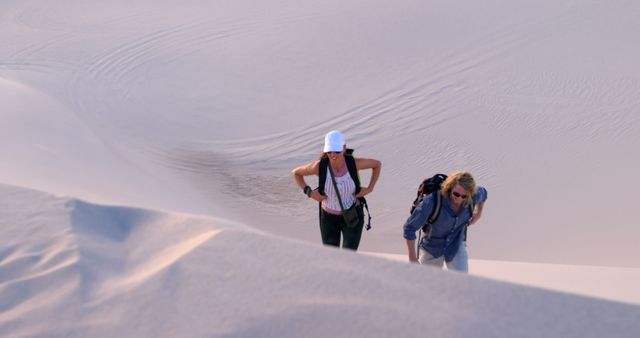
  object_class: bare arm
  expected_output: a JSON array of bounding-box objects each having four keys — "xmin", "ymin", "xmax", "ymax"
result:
[
  {"xmin": 291, "ymin": 160, "xmax": 326, "ymax": 202},
  {"xmin": 355, "ymin": 158, "xmax": 382, "ymax": 198},
  {"xmin": 291, "ymin": 161, "xmax": 319, "ymax": 188},
  {"xmin": 469, "ymin": 202, "xmax": 484, "ymax": 225},
  {"xmin": 406, "ymin": 239, "xmax": 418, "ymax": 263}
]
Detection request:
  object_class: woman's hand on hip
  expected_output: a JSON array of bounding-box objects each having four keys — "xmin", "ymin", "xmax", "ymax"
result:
[
  {"xmin": 309, "ymin": 190, "xmax": 327, "ymax": 202},
  {"xmin": 355, "ymin": 186, "xmax": 373, "ymax": 198}
]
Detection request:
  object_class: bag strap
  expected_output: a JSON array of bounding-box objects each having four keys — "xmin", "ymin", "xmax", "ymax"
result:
[
  {"xmin": 318, "ymin": 149, "xmax": 359, "ymax": 195},
  {"xmin": 421, "ymin": 191, "xmax": 442, "ymax": 239},
  {"xmin": 344, "ymin": 150, "xmax": 361, "ymax": 194},
  {"xmin": 327, "ymin": 164, "xmax": 347, "ymax": 213},
  {"xmin": 463, "ymin": 202, "xmax": 474, "ymax": 241},
  {"xmin": 360, "ymin": 197, "xmax": 372, "ymax": 231},
  {"xmin": 326, "ymin": 157, "xmax": 371, "ymax": 231},
  {"xmin": 318, "ymin": 157, "xmax": 329, "ymax": 195},
  {"xmin": 428, "ymin": 191, "xmax": 442, "ymax": 224}
]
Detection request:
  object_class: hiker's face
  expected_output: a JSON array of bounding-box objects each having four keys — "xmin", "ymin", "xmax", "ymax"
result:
[
  {"xmin": 451, "ymin": 184, "xmax": 468, "ymax": 207},
  {"xmin": 327, "ymin": 149, "xmax": 343, "ymax": 161}
]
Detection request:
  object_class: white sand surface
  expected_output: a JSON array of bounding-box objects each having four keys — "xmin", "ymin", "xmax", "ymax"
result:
[
  {"xmin": 368, "ymin": 252, "xmax": 640, "ymax": 305},
  {"xmin": 2, "ymin": 184, "xmax": 640, "ymax": 337},
  {"xmin": 2, "ymin": 0, "xmax": 640, "ymax": 336}
]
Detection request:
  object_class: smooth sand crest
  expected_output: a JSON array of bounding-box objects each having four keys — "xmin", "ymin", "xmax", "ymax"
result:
[
  {"xmin": 2, "ymin": 0, "xmax": 640, "ymax": 336},
  {"xmin": 2, "ymin": 184, "xmax": 640, "ymax": 337},
  {"xmin": 3, "ymin": 0, "xmax": 638, "ymax": 266}
]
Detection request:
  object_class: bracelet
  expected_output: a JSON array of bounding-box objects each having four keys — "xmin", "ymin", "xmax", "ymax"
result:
[{"xmin": 303, "ymin": 186, "xmax": 312, "ymax": 197}]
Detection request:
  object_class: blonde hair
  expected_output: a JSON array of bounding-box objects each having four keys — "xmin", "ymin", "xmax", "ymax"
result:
[{"xmin": 441, "ymin": 172, "xmax": 477, "ymax": 207}]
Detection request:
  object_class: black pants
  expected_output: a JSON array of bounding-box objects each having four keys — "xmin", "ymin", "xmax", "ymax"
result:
[{"xmin": 319, "ymin": 209, "xmax": 364, "ymax": 251}]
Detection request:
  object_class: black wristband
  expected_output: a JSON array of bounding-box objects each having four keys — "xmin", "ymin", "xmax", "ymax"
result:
[{"xmin": 303, "ymin": 186, "xmax": 312, "ymax": 197}]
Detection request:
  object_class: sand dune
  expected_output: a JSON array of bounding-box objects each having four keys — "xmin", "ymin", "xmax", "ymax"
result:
[
  {"xmin": 2, "ymin": 0, "xmax": 639, "ymax": 265},
  {"xmin": 2, "ymin": 0, "xmax": 640, "ymax": 335},
  {"xmin": 2, "ymin": 184, "xmax": 640, "ymax": 337}
]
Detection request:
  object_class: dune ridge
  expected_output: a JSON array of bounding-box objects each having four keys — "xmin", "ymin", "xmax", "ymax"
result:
[{"xmin": 2, "ymin": 183, "xmax": 640, "ymax": 337}]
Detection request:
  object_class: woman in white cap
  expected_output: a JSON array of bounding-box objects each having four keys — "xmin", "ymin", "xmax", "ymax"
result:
[{"xmin": 291, "ymin": 130, "xmax": 382, "ymax": 250}]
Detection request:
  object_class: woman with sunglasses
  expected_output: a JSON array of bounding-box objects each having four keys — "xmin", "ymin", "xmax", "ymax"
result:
[
  {"xmin": 403, "ymin": 172, "xmax": 487, "ymax": 272},
  {"xmin": 291, "ymin": 130, "xmax": 381, "ymax": 251}
]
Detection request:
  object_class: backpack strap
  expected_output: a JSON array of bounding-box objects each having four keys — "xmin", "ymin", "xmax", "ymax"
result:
[
  {"xmin": 421, "ymin": 191, "xmax": 442, "ymax": 238},
  {"xmin": 318, "ymin": 149, "xmax": 371, "ymax": 230},
  {"xmin": 344, "ymin": 149, "xmax": 361, "ymax": 194},
  {"xmin": 463, "ymin": 202, "xmax": 475, "ymax": 242},
  {"xmin": 428, "ymin": 191, "xmax": 442, "ymax": 224},
  {"xmin": 318, "ymin": 148, "xmax": 360, "ymax": 195},
  {"xmin": 360, "ymin": 197, "xmax": 372, "ymax": 230},
  {"xmin": 318, "ymin": 157, "xmax": 329, "ymax": 195}
]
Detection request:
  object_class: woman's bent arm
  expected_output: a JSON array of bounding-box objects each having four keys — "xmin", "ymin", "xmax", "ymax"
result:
[
  {"xmin": 355, "ymin": 158, "xmax": 381, "ymax": 197},
  {"xmin": 291, "ymin": 161, "xmax": 320, "ymax": 190}
]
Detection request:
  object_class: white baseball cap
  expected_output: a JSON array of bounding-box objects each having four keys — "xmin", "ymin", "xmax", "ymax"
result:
[{"xmin": 323, "ymin": 130, "xmax": 345, "ymax": 152}]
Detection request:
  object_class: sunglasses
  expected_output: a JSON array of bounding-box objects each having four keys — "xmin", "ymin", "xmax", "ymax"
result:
[
  {"xmin": 452, "ymin": 191, "xmax": 468, "ymax": 199},
  {"xmin": 327, "ymin": 151, "xmax": 341, "ymax": 154}
]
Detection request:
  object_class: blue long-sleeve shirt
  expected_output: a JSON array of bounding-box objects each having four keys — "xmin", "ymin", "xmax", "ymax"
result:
[{"xmin": 403, "ymin": 187, "xmax": 488, "ymax": 261}]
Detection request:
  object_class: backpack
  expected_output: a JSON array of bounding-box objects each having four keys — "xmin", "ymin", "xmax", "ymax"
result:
[
  {"xmin": 410, "ymin": 173, "xmax": 473, "ymax": 239},
  {"xmin": 318, "ymin": 149, "xmax": 372, "ymax": 230},
  {"xmin": 319, "ymin": 149, "xmax": 360, "ymax": 196}
]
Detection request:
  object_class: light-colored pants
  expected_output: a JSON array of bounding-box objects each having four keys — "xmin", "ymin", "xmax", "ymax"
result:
[{"xmin": 419, "ymin": 242, "xmax": 468, "ymax": 273}]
